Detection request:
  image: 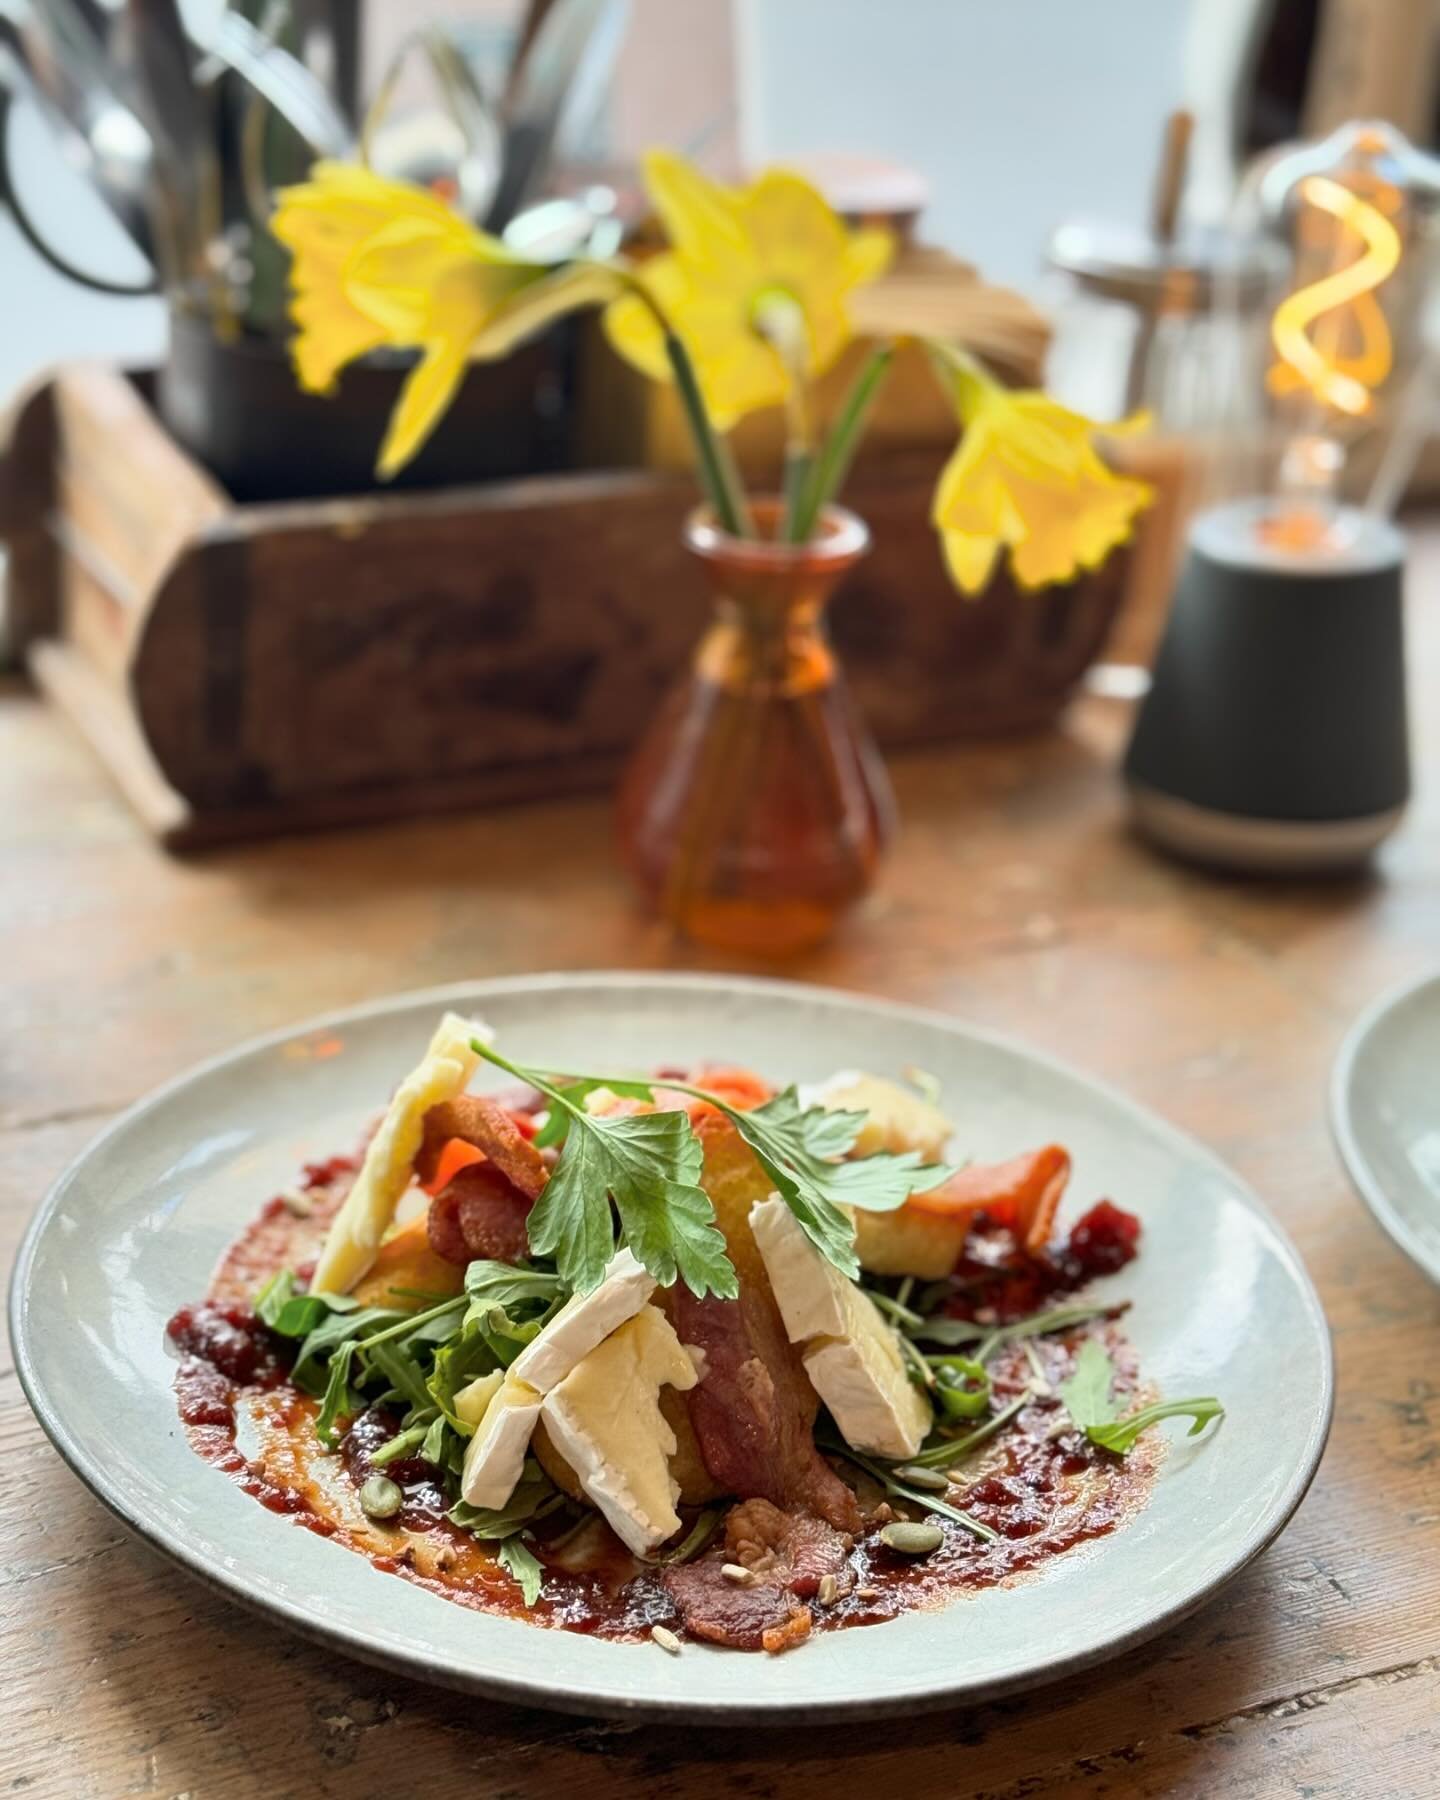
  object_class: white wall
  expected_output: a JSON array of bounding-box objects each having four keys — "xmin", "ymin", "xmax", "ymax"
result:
[{"xmin": 735, "ymin": 0, "xmax": 1203, "ymax": 293}]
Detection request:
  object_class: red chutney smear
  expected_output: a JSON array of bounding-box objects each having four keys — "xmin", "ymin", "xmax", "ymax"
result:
[
  {"xmin": 165, "ymin": 1159, "xmax": 1159, "ymax": 1646},
  {"xmin": 945, "ymin": 1199, "xmax": 1141, "ymax": 1325}
]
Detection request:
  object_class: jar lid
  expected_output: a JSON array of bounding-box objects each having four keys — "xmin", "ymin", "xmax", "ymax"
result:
[{"xmin": 1047, "ymin": 219, "xmax": 1282, "ymax": 312}]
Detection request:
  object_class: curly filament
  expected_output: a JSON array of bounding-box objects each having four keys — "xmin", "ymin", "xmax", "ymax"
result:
[{"xmin": 1269, "ymin": 175, "xmax": 1402, "ymax": 418}]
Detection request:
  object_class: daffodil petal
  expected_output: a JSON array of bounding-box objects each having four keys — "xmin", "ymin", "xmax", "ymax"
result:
[
  {"xmin": 739, "ymin": 169, "xmax": 851, "ymax": 272},
  {"xmin": 842, "ymin": 225, "xmax": 895, "ymax": 289},
  {"xmin": 619, "ymin": 152, "xmax": 888, "ymax": 424},
  {"xmin": 942, "ymin": 530, "xmax": 1001, "ymax": 595},
  {"xmin": 643, "ymin": 149, "xmax": 751, "ymax": 275},
  {"xmin": 473, "ymin": 262, "xmax": 623, "ymax": 362},
  {"xmin": 930, "ymin": 353, "xmax": 1153, "ymax": 593},
  {"xmin": 604, "ymin": 288, "xmax": 672, "ymax": 383},
  {"xmin": 377, "ymin": 338, "xmax": 469, "ymax": 480},
  {"xmin": 343, "ymin": 216, "xmax": 479, "ymax": 339}
]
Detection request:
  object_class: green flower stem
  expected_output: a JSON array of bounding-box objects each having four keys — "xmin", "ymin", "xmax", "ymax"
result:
[
  {"xmin": 614, "ymin": 267, "xmax": 752, "ymax": 537},
  {"xmin": 925, "ymin": 339, "xmax": 993, "ymax": 424},
  {"xmin": 782, "ymin": 445, "xmax": 814, "ymax": 539},
  {"xmin": 791, "ymin": 343, "xmax": 895, "ymax": 542},
  {"xmin": 663, "ymin": 328, "xmax": 753, "ymax": 538},
  {"xmin": 752, "ymin": 293, "xmax": 817, "ymax": 544}
]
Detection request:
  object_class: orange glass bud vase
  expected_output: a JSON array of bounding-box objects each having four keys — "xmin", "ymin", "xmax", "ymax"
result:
[{"xmin": 616, "ymin": 501, "xmax": 895, "ymax": 955}]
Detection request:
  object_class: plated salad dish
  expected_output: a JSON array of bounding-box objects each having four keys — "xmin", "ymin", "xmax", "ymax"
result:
[{"xmin": 167, "ymin": 1012, "xmax": 1223, "ymax": 1657}]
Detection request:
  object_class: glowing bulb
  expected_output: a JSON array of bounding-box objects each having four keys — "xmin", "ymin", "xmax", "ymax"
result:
[{"xmin": 1268, "ymin": 175, "xmax": 1402, "ymax": 418}]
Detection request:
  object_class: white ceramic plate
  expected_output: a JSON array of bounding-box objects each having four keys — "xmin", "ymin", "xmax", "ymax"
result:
[
  {"xmin": 11, "ymin": 974, "xmax": 1332, "ymax": 1722},
  {"xmin": 1331, "ymin": 967, "xmax": 1440, "ymax": 1284}
]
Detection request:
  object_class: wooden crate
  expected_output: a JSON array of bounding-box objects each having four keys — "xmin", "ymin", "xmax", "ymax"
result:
[{"xmin": 0, "ymin": 363, "xmax": 1126, "ymax": 850}]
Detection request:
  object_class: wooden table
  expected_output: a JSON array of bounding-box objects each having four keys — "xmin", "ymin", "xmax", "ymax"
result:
[{"xmin": 5, "ymin": 531, "xmax": 1439, "ymax": 1800}]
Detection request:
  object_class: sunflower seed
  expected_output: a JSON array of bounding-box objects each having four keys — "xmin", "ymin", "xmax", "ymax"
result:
[
  {"xmin": 651, "ymin": 1625, "xmax": 683, "ymax": 1655},
  {"xmin": 880, "ymin": 1521, "xmax": 944, "ymax": 1556},
  {"xmin": 720, "ymin": 1563, "xmax": 755, "ymax": 1586},
  {"xmin": 856, "ymin": 1586, "xmax": 880, "ymax": 1601},
  {"xmin": 817, "ymin": 1573, "xmax": 840, "ymax": 1607}
]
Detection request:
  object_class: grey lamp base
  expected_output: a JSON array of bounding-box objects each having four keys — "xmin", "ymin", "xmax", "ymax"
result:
[
  {"xmin": 1127, "ymin": 781, "xmax": 1406, "ymax": 875},
  {"xmin": 1123, "ymin": 499, "xmax": 1410, "ymax": 877}
]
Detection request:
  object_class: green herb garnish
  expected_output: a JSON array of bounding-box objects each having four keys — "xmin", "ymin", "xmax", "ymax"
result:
[
  {"xmin": 930, "ymin": 1354, "xmax": 991, "ymax": 1421},
  {"xmin": 902, "ymin": 1392, "xmax": 1031, "ymax": 1471},
  {"xmin": 497, "ymin": 1537, "xmax": 545, "ymax": 1606},
  {"xmin": 1059, "ymin": 1339, "xmax": 1224, "ymax": 1455},
  {"xmin": 447, "ymin": 1465, "xmax": 556, "ymax": 1538},
  {"xmin": 473, "ymin": 1043, "xmax": 953, "ymax": 1293},
  {"xmin": 915, "ymin": 1300, "xmax": 1115, "ymax": 1356},
  {"xmin": 478, "ymin": 1049, "xmax": 735, "ymax": 1300}
]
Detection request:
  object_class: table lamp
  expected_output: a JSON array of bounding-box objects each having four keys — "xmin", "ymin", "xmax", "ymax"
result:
[{"xmin": 1124, "ymin": 122, "xmax": 1440, "ymax": 873}]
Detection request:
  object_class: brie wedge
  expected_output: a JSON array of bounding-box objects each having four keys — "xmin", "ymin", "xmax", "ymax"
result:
[
  {"xmin": 509, "ymin": 1247, "xmax": 656, "ymax": 1393},
  {"xmin": 749, "ymin": 1196, "xmax": 932, "ymax": 1459},
  {"xmin": 539, "ymin": 1306, "xmax": 700, "ymax": 1555},
  {"xmin": 460, "ymin": 1371, "xmax": 544, "ymax": 1509},
  {"xmin": 311, "ymin": 1012, "xmax": 492, "ymax": 1295}
]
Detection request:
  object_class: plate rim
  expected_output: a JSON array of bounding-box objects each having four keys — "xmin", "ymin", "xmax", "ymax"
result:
[
  {"xmin": 1329, "ymin": 964, "xmax": 1440, "ymax": 1285},
  {"xmin": 9, "ymin": 970, "xmax": 1336, "ymax": 1722}
]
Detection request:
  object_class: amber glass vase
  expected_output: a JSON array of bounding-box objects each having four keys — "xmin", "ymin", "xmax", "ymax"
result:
[{"xmin": 616, "ymin": 501, "xmax": 895, "ymax": 955}]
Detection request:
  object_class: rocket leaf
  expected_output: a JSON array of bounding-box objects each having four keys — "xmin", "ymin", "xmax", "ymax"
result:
[{"xmin": 1059, "ymin": 1338, "xmax": 1223, "ymax": 1455}]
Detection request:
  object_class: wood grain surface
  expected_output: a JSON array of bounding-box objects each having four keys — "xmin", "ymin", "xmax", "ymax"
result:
[{"xmin": 4, "ymin": 532, "xmax": 1439, "ymax": 1799}]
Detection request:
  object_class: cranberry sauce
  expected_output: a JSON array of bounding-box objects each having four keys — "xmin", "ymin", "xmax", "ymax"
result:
[
  {"xmin": 945, "ymin": 1200, "xmax": 1143, "ymax": 1323},
  {"xmin": 340, "ymin": 1407, "xmax": 453, "ymax": 1532}
]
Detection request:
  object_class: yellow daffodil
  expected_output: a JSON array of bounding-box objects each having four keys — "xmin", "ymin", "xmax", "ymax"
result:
[
  {"xmin": 931, "ymin": 352, "xmax": 1153, "ymax": 593},
  {"xmin": 604, "ymin": 151, "xmax": 893, "ymax": 428},
  {"xmin": 272, "ymin": 162, "xmax": 611, "ymax": 477}
]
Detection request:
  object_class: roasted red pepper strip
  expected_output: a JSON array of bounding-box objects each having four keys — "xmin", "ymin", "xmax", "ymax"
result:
[
  {"xmin": 905, "ymin": 1145, "xmax": 1071, "ymax": 1253},
  {"xmin": 420, "ymin": 1136, "xmax": 488, "ymax": 1197}
]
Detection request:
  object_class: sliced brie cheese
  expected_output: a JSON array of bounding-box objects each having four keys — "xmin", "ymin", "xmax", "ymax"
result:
[
  {"xmin": 801, "ymin": 1330, "xmax": 931, "ymax": 1462},
  {"xmin": 539, "ymin": 1306, "xmax": 700, "ymax": 1555},
  {"xmin": 311, "ymin": 1012, "xmax": 492, "ymax": 1295},
  {"xmin": 509, "ymin": 1247, "xmax": 655, "ymax": 1394},
  {"xmin": 460, "ymin": 1371, "xmax": 543, "ymax": 1509},
  {"xmin": 800, "ymin": 1070, "xmax": 953, "ymax": 1162},
  {"xmin": 750, "ymin": 1196, "xmax": 932, "ymax": 1459}
]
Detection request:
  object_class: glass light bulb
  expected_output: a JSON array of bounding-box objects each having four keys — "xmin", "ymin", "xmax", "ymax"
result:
[{"xmin": 1251, "ymin": 122, "xmax": 1440, "ymax": 542}]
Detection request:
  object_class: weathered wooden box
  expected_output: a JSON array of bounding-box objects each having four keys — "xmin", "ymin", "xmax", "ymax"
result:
[{"xmin": 0, "ymin": 363, "xmax": 1125, "ymax": 849}]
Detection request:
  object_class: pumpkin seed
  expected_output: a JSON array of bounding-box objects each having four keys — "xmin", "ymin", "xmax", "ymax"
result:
[
  {"xmin": 894, "ymin": 1464, "xmax": 951, "ymax": 1492},
  {"xmin": 651, "ymin": 1624, "xmax": 683, "ymax": 1655},
  {"xmin": 358, "ymin": 1474, "xmax": 403, "ymax": 1520},
  {"xmin": 880, "ymin": 1521, "xmax": 944, "ymax": 1556}
]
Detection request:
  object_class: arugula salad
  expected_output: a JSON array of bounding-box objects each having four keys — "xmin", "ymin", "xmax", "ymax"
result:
[{"xmin": 168, "ymin": 1012, "xmax": 1223, "ymax": 1654}]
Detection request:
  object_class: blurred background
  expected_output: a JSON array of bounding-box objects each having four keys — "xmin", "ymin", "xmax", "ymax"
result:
[
  {"xmin": 6, "ymin": 0, "xmax": 1437, "ymax": 400},
  {"xmin": 2, "ymin": 0, "xmax": 1437, "ymax": 885}
]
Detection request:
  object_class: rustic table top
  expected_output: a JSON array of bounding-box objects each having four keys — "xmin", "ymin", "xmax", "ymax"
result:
[{"xmin": 4, "ymin": 531, "xmax": 1439, "ymax": 1800}]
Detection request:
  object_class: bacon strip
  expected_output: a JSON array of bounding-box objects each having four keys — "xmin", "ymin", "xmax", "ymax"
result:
[
  {"xmin": 426, "ymin": 1163, "xmax": 533, "ymax": 1266},
  {"xmin": 416, "ymin": 1096, "xmax": 549, "ymax": 1201}
]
